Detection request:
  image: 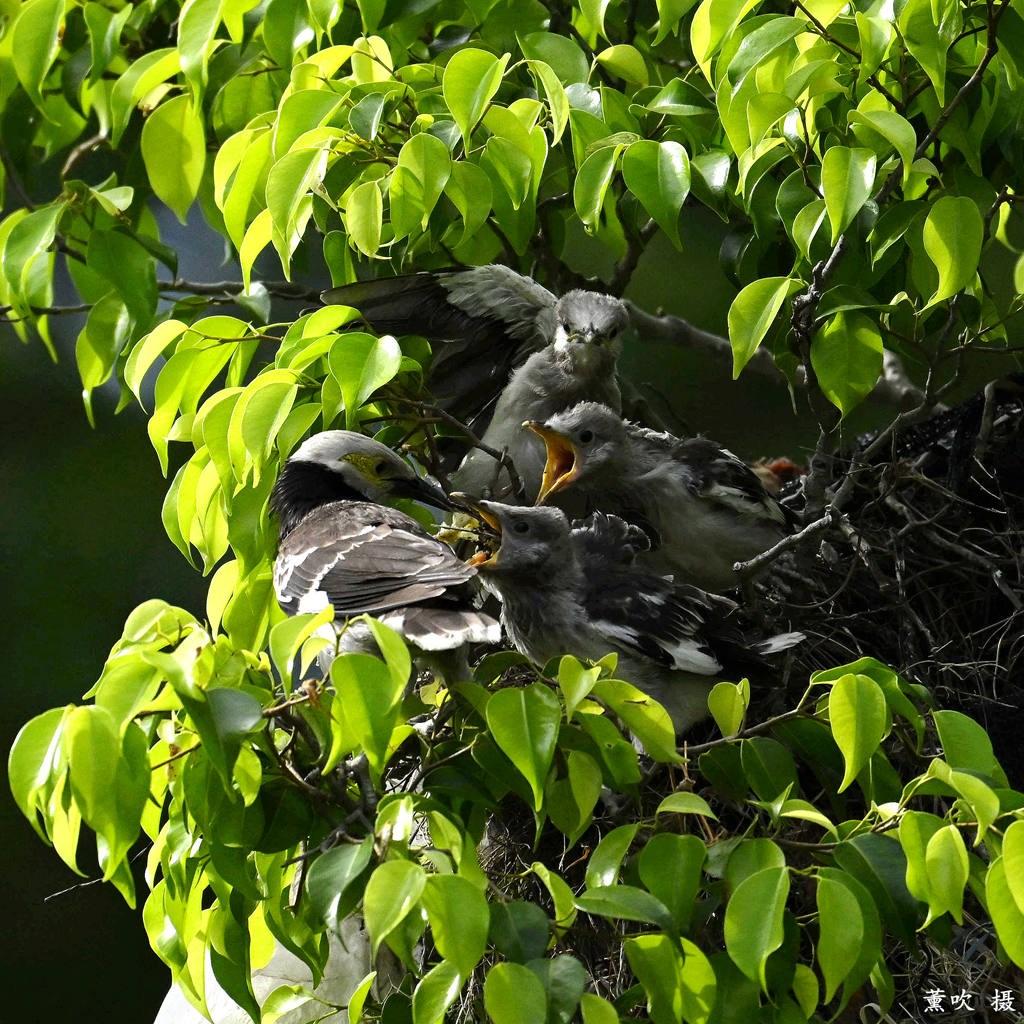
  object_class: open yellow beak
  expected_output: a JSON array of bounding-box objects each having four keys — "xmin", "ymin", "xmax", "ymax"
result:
[
  {"xmin": 525, "ymin": 422, "xmax": 580, "ymax": 504},
  {"xmin": 461, "ymin": 501, "xmax": 502, "ymax": 568}
]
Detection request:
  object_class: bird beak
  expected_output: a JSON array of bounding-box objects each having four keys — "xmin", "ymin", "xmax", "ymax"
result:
[
  {"xmin": 457, "ymin": 497, "xmax": 503, "ymax": 568},
  {"xmin": 525, "ymin": 422, "xmax": 580, "ymax": 504},
  {"xmin": 390, "ymin": 474, "xmax": 457, "ymax": 510}
]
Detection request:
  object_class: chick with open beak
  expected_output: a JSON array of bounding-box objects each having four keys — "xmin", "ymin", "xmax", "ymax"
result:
[{"xmin": 525, "ymin": 402, "xmax": 792, "ymax": 591}]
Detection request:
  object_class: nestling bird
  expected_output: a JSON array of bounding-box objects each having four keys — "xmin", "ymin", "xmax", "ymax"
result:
[
  {"xmin": 323, "ymin": 266, "xmax": 630, "ymax": 501},
  {"xmin": 526, "ymin": 402, "xmax": 791, "ymax": 591},
  {"xmin": 270, "ymin": 431, "xmax": 499, "ymax": 668},
  {"xmin": 468, "ymin": 501, "xmax": 802, "ymax": 733}
]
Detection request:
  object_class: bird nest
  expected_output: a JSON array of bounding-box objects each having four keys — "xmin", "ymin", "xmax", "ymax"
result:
[
  {"xmin": 452, "ymin": 382, "xmax": 1024, "ymax": 1022},
  {"xmin": 764, "ymin": 383, "xmax": 1024, "ymax": 783}
]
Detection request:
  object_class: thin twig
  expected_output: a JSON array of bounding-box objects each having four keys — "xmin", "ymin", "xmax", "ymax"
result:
[{"xmin": 734, "ymin": 506, "xmax": 838, "ymax": 578}]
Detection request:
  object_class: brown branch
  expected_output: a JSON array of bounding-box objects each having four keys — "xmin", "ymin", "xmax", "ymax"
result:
[
  {"xmin": 385, "ymin": 394, "xmax": 525, "ymax": 500},
  {"xmin": 607, "ymin": 219, "xmax": 659, "ymax": 297},
  {"xmin": 158, "ymin": 278, "xmax": 321, "ymax": 301},
  {"xmin": 624, "ymin": 301, "xmax": 785, "ymax": 380},
  {"xmin": 61, "ymin": 133, "xmax": 107, "ymax": 183},
  {"xmin": 734, "ymin": 506, "xmax": 839, "ymax": 578},
  {"xmin": 0, "ymin": 136, "xmax": 34, "ymax": 210}
]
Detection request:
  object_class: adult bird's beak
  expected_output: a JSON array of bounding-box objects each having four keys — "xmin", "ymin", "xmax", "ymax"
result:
[
  {"xmin": 390, "ymin": 474, "xmax": 458, "ymax": 510},
  {"xmin": 525, "ymin": 422, "xmax": 580, "ymax": 504}
]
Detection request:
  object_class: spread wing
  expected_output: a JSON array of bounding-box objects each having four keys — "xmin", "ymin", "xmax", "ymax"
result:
[
  {"xmin": 274, "ymin": 502, "xmax": 477, "ymax": 618},
  {"xmin": 571, "ymin": 513, "xmax": 726, "ymax": 674},
  {"xmin": 322, "ymin": 266, "xmax": 558, "ymax": 427}
]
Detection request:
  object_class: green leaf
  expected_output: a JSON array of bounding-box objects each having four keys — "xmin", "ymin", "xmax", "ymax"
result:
[
  {"xmin": 740, "ymin": 736, "xmax": 798, "ymax": 802},
  {"xmin": 346, "ymin": 180, "xmax": 383, "ymax": 256},
  {"xmin": 621, "ymin": 140, "xmax": 690, "ymax": 248},
  {"xmin": 519, "ymin": 32, "xmax": 589, "ymax": 84},
  {"xmin": 483, "ymin": 136, "xmax": 533, "ymax": 211},
  {"xmin": 828, "ymin": 673, "xmax": 887, "ymax": 792},
  {"xmin": 821, "ymin": 146, "xmax": 876, "ymax": 244},
  {"xmin": 638, "ymin": 833, "xmax": 706, "ymax": 931},
  {"xmin": 422, "ymin": 875, "xmax": 489, "ymax": 977},
  {"xmin": 986, "ymin": 858, "xmax": 1024, "ymax": 967},
  {"xmin": 899, "ymin": 0, "xmax": 953, "ymax": 105},
  {"xmin": 443, "ymin": 48, "xmax": 509, "ymax": 146},
  {"xmin": 580, "ymin": 992, "xmax": 619, "ymax": 1024},
  {"xmin": 266, "ymin": 146, "xmax": 328, "ymax": 271},
  {"xmin": 327, "ymin": 332, "xmax": 402, "ymax": 430},
  {"xmin": 575, "ymin": 885, "xmax": 676, "ymax": 933},
  {"xmin": 932, "ymin": 709, "xmax": 1002, "ymax": 780},
  {"xmin": 390, "ymin": 132, "xmax": 452, "ymax": 238},
  {"xmin": 596, "ymin": 45, "xmax": 649, "ymax": 86},
  {"xmin": 8, "ymin": 707, "xmax": 68, "ymax": 839},
  {"xmin": 724, "ymin": 865, "xmax": 790, "ymax": 988},
  {"xmin": 526, "ymin": 60, "xmax": 569, "ymax": 143},
  {"xmin": 922, "ymin": 196, "xmax": 983, "ymax": 304},
  {"xmin": 654, "ymin": 0, "xmax": 701, "ymax": 45},
  {"xmin": 306, "ymin": 836, "xmax": 374, "ymax": 927},
  {"xmin": 331, "ymin": 653, "xmax": 405, "ymax": 778},
  {"xmin": 726, "ymin": 17, "xmax": 804, "ymax": 89},
  {"xmin": 810, "ymin": 311, "xmax": 884, "ymax": 417},
  {"xmin": 728, "ymin": 276, "xmax": 800, "ymax": 377},
  {"xmin": 556, "ymin": 656, "xmax": 602, "ymax": 720},
  {"xmin": 925, "ymin": 824, "xmax": 968, "ymax": 924},
  {"xmin": 834, "ymin": 833, "xmax": 922, "ymax": 949},
  {"xmin": 707, "ymin": 679, "xmax": 747, "ymax": 736},
  {"xmin": 3, "ymin": 201, "xmax": 64, "ymax": 299},
  {"xmin": 527, "ymin": 955, "xmax": 586, "ymax": 1024},
  {"xmin": 484, "ymin": 963, "xmax": 547, "ymax": 1024},
  {"xmin": 488, "ymin": 901, "xmax": 551, "ymax": 963},
  {"xmin": 1002, "ymin": 820, "xmax": 1024, "ymax": 917},
  {"xmin": 590, "ymin": 678, "xmax": 681, "ymax": 762},
  {"xmin": 141, "ymin": 95, "xmax": 207, "ymax": 223},
  {"xmin": 444, "ymin": 161, "xmax": 493, "ymax": 245},
  {"xmin": 178, "ymin": 0, "xmax": 222, "ymax": 102},
  {"xmin": 485, "ymin": 683, "xmax": 560, "ymax": 810},
  {"xmin": 899, "ymin": 809, "xmax": 944, "ymax": 911},
  {"xmin": 656, "ymin": 791, "xmax": 718, "ymax": 819},
  {"xmin": 83, "ymin": 2, "xmax": 132, "ymax": 85},
  {"xmin": 110, "ymin": 48, "xmax": 182, "ymax": 146},
  {"xmin": 725, "ymin": 838, "xmax": 786, "ymax": 892},
  {"xmin": 363, "ymin": 860, "xmax": 426, "ymax": 956},
  {"xmin": 855, "ymin": 13, "xmax": 892, "ymax": 84},
  {"xmin": 413, "ymin": 960, "xmax": 463, "ymax": 1024},
  {"xmin": 12, "ymin": 0, "xmax": 65, "ymax": 112},
  {"xmin": 816, "ymin": 871, "xmax": 863, "ymax": 1000},
  {"xmin": 546, "ymin": 749, "xmax": 602, "ymax": 840},
  {"xmin": 574, "ymin": 145, "xmax": 624, "ymax": 233},
  {"xmin": 625, "ymin": 934, "xmax": 716, "ymax": 1024},
  {"xmin": 848, "ymin": 109, "xmax": 916, "ymax": 184},
  {"xmin": 585, "ymin": 824, "xmax": 639, "ymax": 889}
]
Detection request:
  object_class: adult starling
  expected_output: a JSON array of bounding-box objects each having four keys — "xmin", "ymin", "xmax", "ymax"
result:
[
  {"xmin": 322, "ymin": 266, "xmax": 629, "ymax": 500},
  {"xmin": 270, "ymin": 431, "xmax": 499, "ymax": 664},
  {"xmin": 469, "ymin": 502, "xmax": 801, "ymax": 733},
  {"xmin": 527, "ymin": 402, "xmax": 791, "ymax": 591}
]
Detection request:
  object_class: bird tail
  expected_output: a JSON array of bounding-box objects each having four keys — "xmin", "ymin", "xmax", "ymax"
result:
[
  {"xmin": 398, "ymin": 608, "xmax": 501, "ymax": 651},
  {"xmin": 752, "ymin": 631, "xmax": 805, "ymax": 656}
]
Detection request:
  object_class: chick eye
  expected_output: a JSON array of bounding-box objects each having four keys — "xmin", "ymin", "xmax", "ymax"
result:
[
  {"xmin": 375, "ymin": 460, "xmax": 388, "ymax": 475},
  {"xmin": 578, "ymin": 429, "xmax": 594, "ymax": 444},
  {"xmin": 512, "ymin": 521, "xmax": 531, "ymax": 534}
]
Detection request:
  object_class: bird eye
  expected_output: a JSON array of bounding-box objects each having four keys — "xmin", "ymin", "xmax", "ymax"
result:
[
  {"xmin": 375, "ymin": 460, "xmax": 388, "ymax": 475},
  {"xmin": 578, "ymin": 429, "xmax": 594, "ymax": 444},
  {"xmin": 512, "ymin": 521, "xmax": 531, "ymax": 535}
]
